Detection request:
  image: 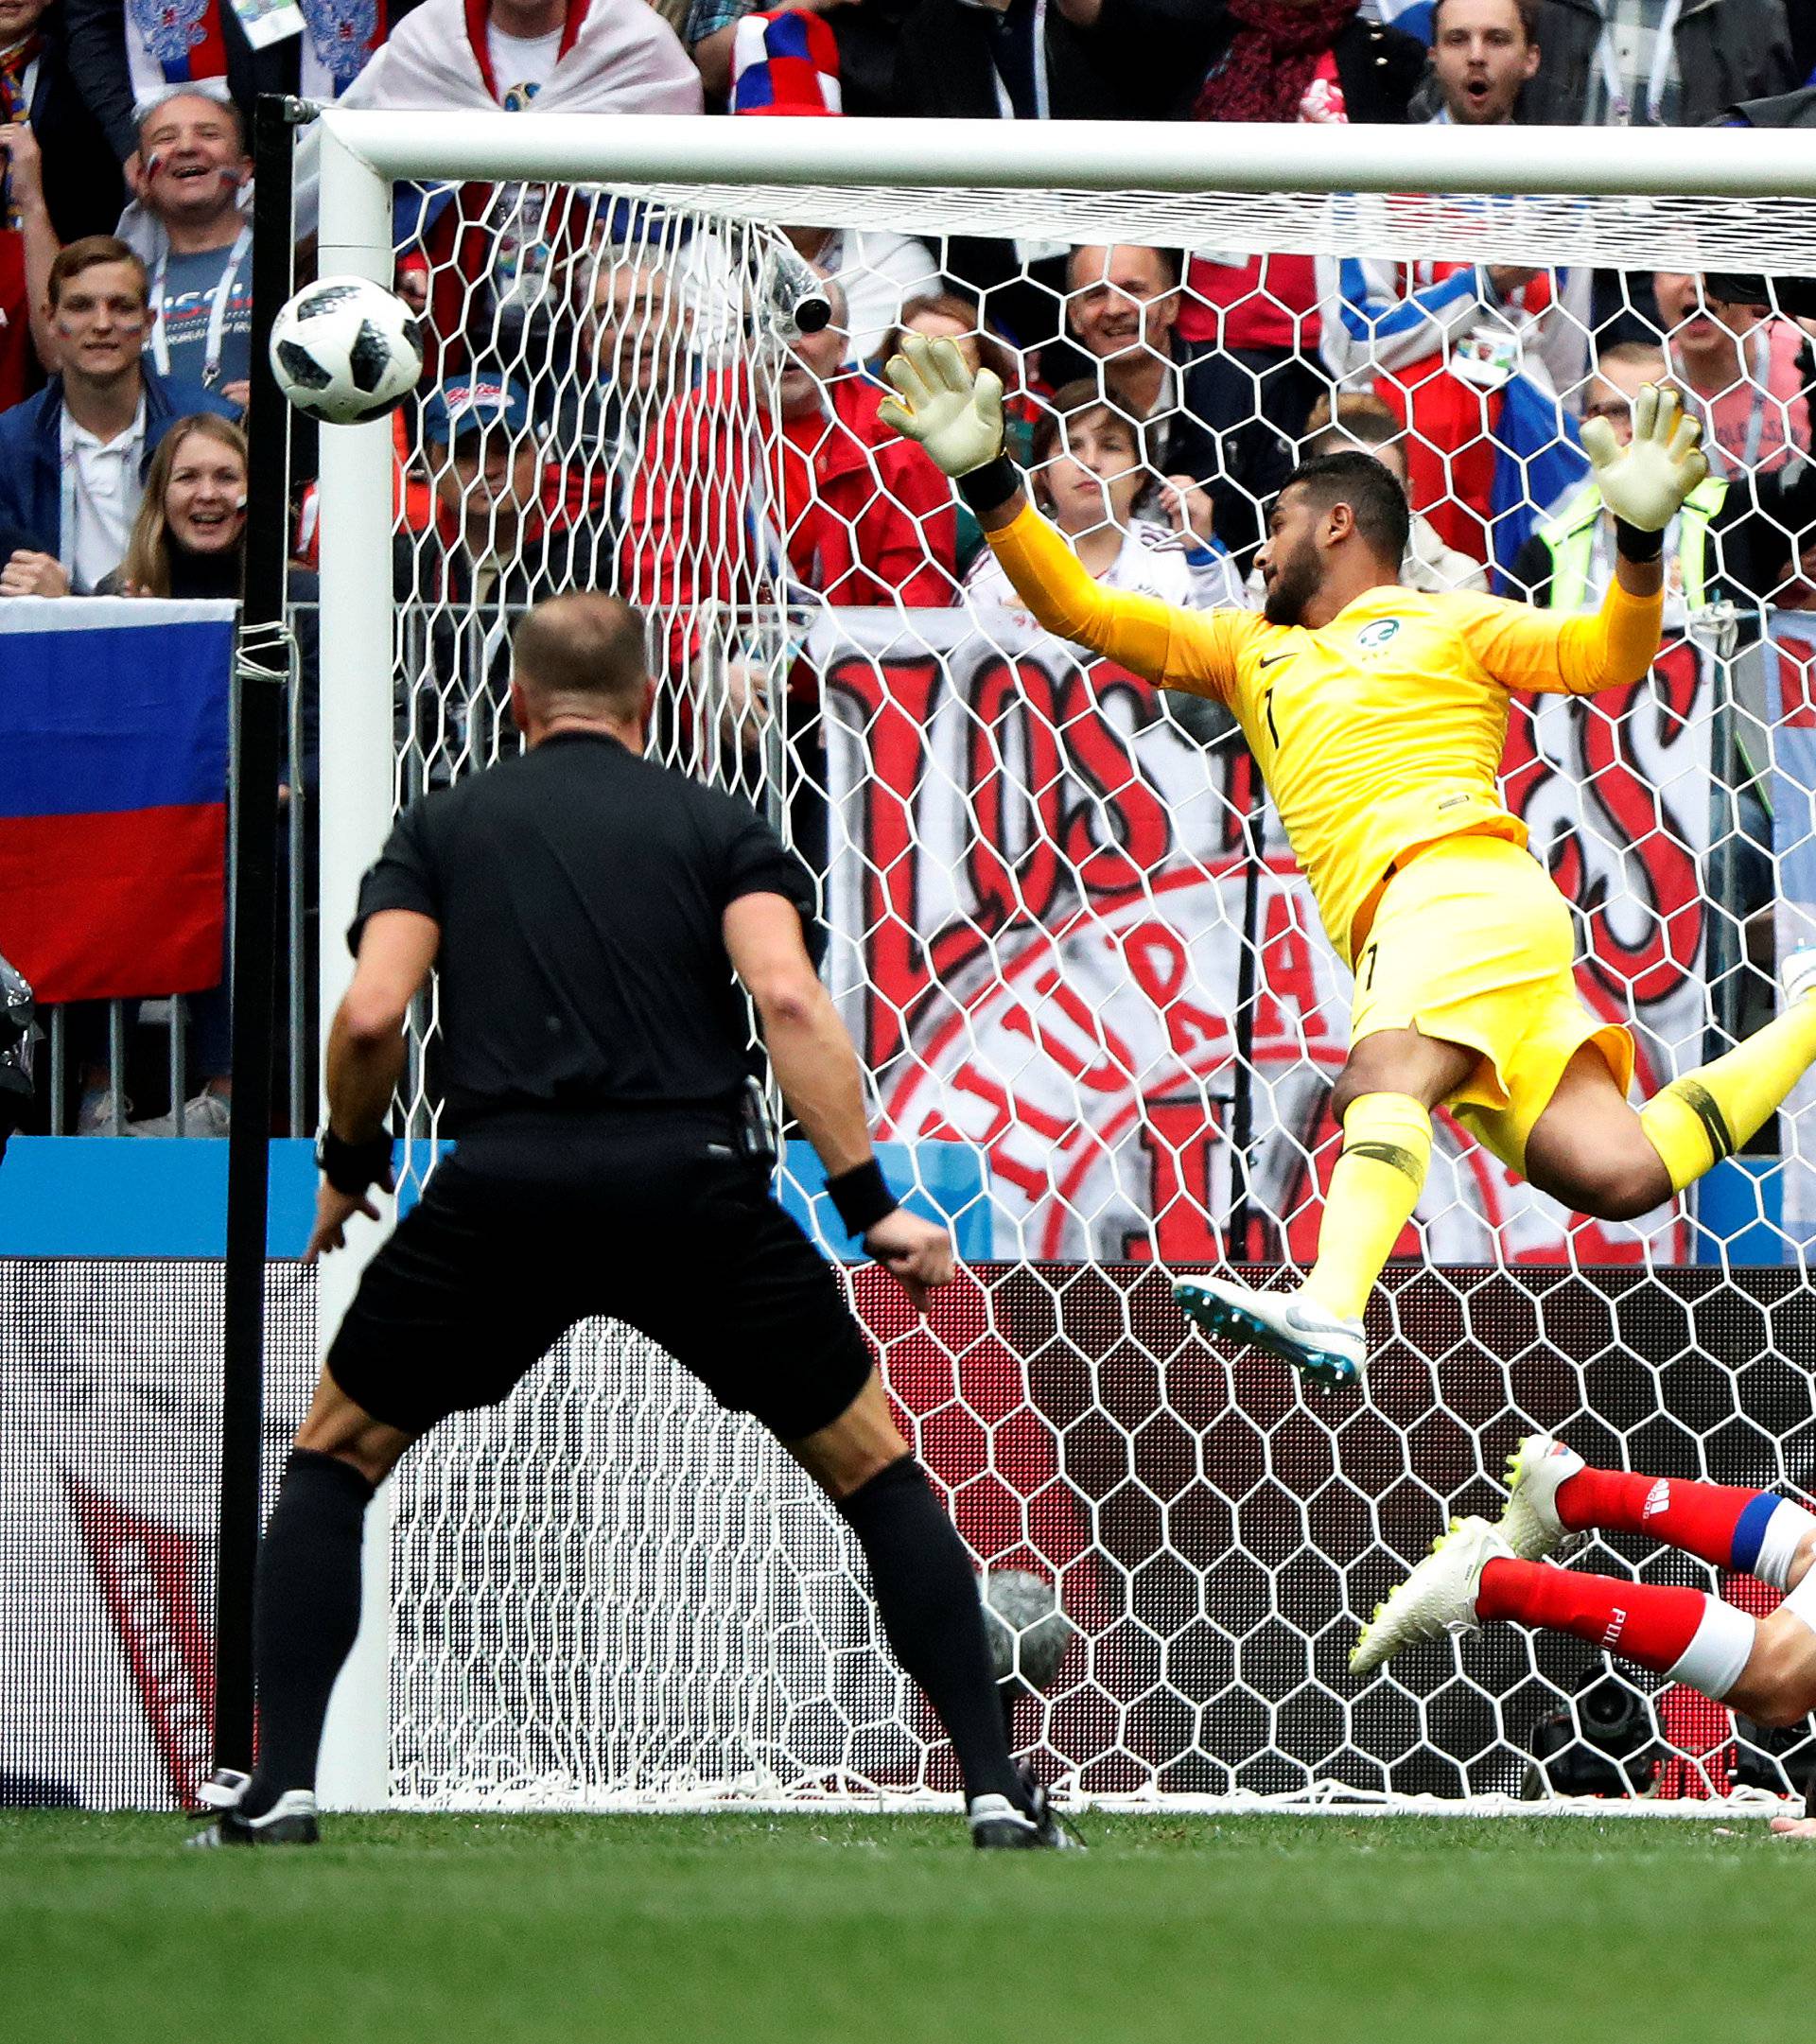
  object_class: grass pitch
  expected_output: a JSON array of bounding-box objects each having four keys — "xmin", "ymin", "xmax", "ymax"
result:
[{"xmin": 3, "ymin": 1808, "xmax": 1808, "ymax": 2044}]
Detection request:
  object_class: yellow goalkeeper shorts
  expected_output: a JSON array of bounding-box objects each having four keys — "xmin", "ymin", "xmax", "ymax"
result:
[{"xmin": 1348, "ymin": 832, "xmax": 1634, "ymax": 1176}]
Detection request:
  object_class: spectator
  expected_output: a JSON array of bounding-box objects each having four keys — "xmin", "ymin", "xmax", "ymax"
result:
[
  {"xmin": 1511, "ymin": 339, "xmax": 1816, "ymax": 613},
  {"xmin": 96, "ymin": 414, "xmax": 251, "ymax": 1136},
  {"xmin": 0, "ymin": 0, "xmax": 124, "ymax": 241},
  {"xmin": 65, "ymin": 0, "xmax": 423, "ymax": 168},
  {"xmin": 1089, "ymin": 0, "xmax": 1424, "ymax": 564},
  {"xmin": 1653, "ymin": 271, "xmax": 1811, "ymax": 480},
  {"xmin": 1426, "ymin": 0, "xmax": 1539, "ymax": 124},
  {"xmin": 1520, "ymin": 0, "xmax": 1796, "ymax": 128},
  {"xmin": 0, "ymin": 236, "xmax": 234, "ymax": 594},
  {"xmin": 0, "ymin": 121, "xmax": 56, "ymax": 402},
  {"xmin": 1318, "ymin": 232, "xmax": 1588, "ymax": 576},
  {"xmin": 403, "ymin": 375, "xmax": 590, "ymax": 772},
  {"xmin": 625, "ymin": 269, "xmax": 956, "ymax": 676},
  {"xmin": 725, "ymin": 14, "xmax": 939, "ymax": 365},
  {"xmin": 965, "ymin": 378, "xmax": 1242, "ymax": 610},
  {"xmin": 551, "ymin": 236, "xmax": 701, "ymax": 568},
  {"xmin": 114, "ymin": 91, "xmax": 253, "ymax": 409},
  {"xmin": 338, "ymin": 0, "xmax": 701, "ymax": 370},
  {"xmin": 1045, "ymin": 245, "xmax": 1216, "ymax": 486},
  {"xmin": 1301, "ymin": 406, "xmax": 1488, "ymax": 591}
]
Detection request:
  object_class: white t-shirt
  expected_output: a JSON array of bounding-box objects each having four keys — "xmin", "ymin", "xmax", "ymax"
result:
[
  {"xmin": 60, "ymin": 400, "xmax": 147, "ymax": 594},
  {"xmin": 486, "ymin": 25, "xmax": 564, "ymax": 107},
  {"xmin": 965, "ymin": 516, "xmax": 1247, "ymax": 615}
]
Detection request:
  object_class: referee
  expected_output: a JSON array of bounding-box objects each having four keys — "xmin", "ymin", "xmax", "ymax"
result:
[{"xmin": 193, "ymin": 593, "xmax": 1075, "ymax": 1851}]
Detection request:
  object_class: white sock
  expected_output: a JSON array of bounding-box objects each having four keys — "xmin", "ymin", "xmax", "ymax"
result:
[
  {"xmin": 1664, "ymin": 1599, "xmax": 1756, "ymax": 1702},
  {"xmin": 1750, "ymin": 1499, "xmax": 1816, "ymax": 1592}
]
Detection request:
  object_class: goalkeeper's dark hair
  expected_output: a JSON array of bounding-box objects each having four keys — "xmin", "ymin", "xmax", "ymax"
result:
[
  {"xmin": 512, "ymin": 592, "xmax": 650, "ymax": 714},
  {"xmin": 1282, "ymin": 450, "xmax": 1411, "ymax": 567}
]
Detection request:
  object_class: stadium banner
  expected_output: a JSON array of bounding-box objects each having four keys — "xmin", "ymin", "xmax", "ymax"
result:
[
  {"xmin": 0, "ymin": 600, "xmax": 236, "ymax": 1004},
  {"xmin": 1764, "ymin": 613, "xmax": 1816, "ymax": 1245},
  {"xmin": 817, "ymin": 606, "xmax": 1724, "ymax": 1267}
]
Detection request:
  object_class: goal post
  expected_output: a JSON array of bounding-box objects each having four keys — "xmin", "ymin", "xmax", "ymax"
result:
[{"xmin": 299, "ymin": 107, "xmax": 1816, "ymax": 1812}]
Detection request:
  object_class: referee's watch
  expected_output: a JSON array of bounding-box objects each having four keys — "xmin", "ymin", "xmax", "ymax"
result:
[{"xmin": 316, "ymin": 1125, "xmax": 394, "ymax": 1197}]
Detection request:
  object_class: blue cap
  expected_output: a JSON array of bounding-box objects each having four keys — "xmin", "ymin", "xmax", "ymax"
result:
[{"xmin": 422, "ymin": 376, "xmax": 533, "ymax": 446}]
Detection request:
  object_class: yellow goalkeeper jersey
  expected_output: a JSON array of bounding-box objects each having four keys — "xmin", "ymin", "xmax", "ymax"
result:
[{"xmin": 983, "ymin": 504, "xmax": 1665, "ymax": 966}]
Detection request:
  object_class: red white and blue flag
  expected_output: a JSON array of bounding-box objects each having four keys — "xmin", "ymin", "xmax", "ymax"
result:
[{"xmin": 0, "ymin": 602, "xmax": 234, "ymax": 1004}]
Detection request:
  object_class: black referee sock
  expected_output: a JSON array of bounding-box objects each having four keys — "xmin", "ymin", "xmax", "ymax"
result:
[
  {"xmin": 836, "ymin": 1456, "xmax": 1027, "ymax": 1813},
  {"xmin": 241, "ymin": 1448, "xmax": 375, "ymax": 1817}
]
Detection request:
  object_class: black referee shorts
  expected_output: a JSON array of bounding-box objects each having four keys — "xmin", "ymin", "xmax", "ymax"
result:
[{"xmin": 324, "ymin": 1116, "xmax": 874, "ymax": 1442}]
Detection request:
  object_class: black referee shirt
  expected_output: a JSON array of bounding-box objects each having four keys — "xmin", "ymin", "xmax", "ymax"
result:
[{"xmin": 350, "ymin": 732, "xmax": 819, "ymax": 1132}]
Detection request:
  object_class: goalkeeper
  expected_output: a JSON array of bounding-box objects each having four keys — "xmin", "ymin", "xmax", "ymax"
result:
[{"xmin": 882, "ymin": 335, "xmax": 1816, "ymax": 1389}]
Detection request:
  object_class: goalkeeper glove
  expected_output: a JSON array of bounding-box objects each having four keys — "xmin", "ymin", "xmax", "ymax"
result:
[
  {"xmin": 879, "ymin": 334, "xmax": 1005, "ymax": 478},
  {"xmin": 1580, "ymin": 382, "xmax": 1709, "ymax": 536}
]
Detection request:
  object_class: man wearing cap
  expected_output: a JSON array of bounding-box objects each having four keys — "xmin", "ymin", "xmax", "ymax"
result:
[{"xmin": 402, "ymin": 373, "xmax": 594, "ymax": 774}]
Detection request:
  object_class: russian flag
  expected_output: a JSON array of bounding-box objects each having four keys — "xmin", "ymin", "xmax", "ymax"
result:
[{"xmin": 0, "ymin": 601, "xmax": 235, "ymax": 1004}]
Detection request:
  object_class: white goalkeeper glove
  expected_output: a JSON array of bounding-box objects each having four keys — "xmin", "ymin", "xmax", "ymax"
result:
[
  {"xmin": 878, "ymin": 334, "xmax": 1006, "ymax": 478},
  {"xmin": 1580, "ymin": 382, "xmax": 1708, "ymax": 533}
]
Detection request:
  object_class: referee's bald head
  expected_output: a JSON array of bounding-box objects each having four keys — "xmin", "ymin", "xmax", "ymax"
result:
[{"xmin": 511, "ymin": 593, "xmax": 651, "ymax": 723}]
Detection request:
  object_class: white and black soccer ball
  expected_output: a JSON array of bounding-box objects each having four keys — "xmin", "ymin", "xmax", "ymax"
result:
[
  {"xmin": 269, "ymin": 275, "xmax": 423, "ymax": 426},
  {"xmin": 981, "ymin": 1568, "xmax": 1075, "ymax": 1691}
]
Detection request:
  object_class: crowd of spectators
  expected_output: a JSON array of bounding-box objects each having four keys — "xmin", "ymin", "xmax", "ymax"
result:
[{"xmin": 2, "ymin": 0, "xmax": 1815, "ymax": 1133}]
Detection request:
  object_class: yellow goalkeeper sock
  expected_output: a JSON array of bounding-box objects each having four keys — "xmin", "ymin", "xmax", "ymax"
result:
[
  {"xmin": 1302, "ymin": 1092, "xmax": 1432, "ymax": 1324},
  {"xmin": 1639, "ymin": 1000, "xmax": 1816, "ymax": 1193}
]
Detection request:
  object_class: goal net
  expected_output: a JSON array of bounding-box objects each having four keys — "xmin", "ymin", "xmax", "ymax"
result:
[{"xmin": 299, "ymin": 112, "xmax": 1816, "ymax": 1811}]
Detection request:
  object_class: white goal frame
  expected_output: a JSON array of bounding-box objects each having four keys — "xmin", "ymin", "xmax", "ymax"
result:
[{"xmin": 307, "ymin": 110, "xmax": 1816, "ymax": 1811}]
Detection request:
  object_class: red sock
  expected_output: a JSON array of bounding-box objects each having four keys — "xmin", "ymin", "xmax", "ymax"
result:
[
  {"xmin": 1554, "ymin": 1467, "xmax": 1772, "ymax": 1571},
  {"xmin": 1476, "ymin": 1559, "xmax": 1705, "ymax": 1673}
]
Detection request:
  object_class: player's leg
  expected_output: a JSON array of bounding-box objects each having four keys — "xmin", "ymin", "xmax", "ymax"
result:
[
  {"xmin": 785, "ymin": 1370, "xmax": 1075, "ymax": 1846},
  {"xmin": 1525, "ymin": 950, "xmax": 1816, "ymax": 1217},
  {"xmin": 202, "ymin": 1373, "xmax": 415, "ymax": 1841},
  {"xmin": 639, "ymin": 1167, "xmax": 1077, "ymax": 1848},
  {"xmin": 195, "ymin": 1169, "xmax": 575, "ymax": 1846},
  {"xmin": 1353, "ymin": 1515, "xmax": 1816, "ymax": 1732},
  {"xmin": 1494, "ymin": 1432, "xmax": 1816, "ymax": 1581}
]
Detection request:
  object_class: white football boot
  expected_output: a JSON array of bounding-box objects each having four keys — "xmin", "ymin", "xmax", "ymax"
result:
[
  {"xmin": 1351, "ymin": 1515, "xmax": 1512, "ymax": 1676},
  {"xmin": 183, "ymin": 1769, "xmax": 320, "ymax": 1848},
  {"xmin": 1174, "ymin": 1276, "xmax": 1367, "ymax": 1389},
  {"xmin": 1782, "ymin": 944, "xmax": 1816, "ymax": 1008},
  {"xmin": 1495, "ymin": 1433, "xmax": 1587, "ymax": 1562}
]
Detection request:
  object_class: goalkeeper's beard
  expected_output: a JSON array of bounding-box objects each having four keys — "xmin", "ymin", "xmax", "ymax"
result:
[{"xmin": 1263, "ymin": 534, "xmax": 1323, "ymax": 629}]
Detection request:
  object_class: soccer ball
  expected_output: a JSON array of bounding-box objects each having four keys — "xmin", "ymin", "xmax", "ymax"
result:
[
  {"xmin": 980, "ymin": 1569, "xmax": 1075, "ymax": 1690},
  {"xmin": 269, "ymin": 275, "xmax": 423, "ymax": 425}
]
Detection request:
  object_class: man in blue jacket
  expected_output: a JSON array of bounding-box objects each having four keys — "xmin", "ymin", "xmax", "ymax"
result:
[{"xmin": 0, "ymin": 235, "xmax": 234, "ymax": 594}]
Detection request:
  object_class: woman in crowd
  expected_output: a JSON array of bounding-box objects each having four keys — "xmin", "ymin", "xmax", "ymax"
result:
[
  {"xmin": 963, "ymin": 380, "xmax": 1244, "ymax": 611},
  {"xmin": 101, "ymin": 415, "xmax": 316, "ymax": 1136}
]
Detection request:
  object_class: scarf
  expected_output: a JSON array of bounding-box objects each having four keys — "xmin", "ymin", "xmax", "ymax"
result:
[
  {"xmin": 0, "ymin": 31, "xmax": 42, "ymax": 123},
  {"xmin": 1192, "ymin": 0, "xmax": 1357, "ymax": 124}
]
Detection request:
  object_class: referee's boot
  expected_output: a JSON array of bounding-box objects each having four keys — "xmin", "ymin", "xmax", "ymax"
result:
[
  {"xmin": 969, "ymin": 1766, "xmax": 1085, "ymax": 1851},
  {"xmin": 184, "ymin": 1768, "xmax": 320, "ymax": 1848}
]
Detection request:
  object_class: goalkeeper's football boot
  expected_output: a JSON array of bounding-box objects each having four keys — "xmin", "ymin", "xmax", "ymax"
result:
[
  {"xmin": 1351, "ymin": 1515, "xmax": 1511, "ymax": 1676},
  {"xmin": 184, "ymin": 1769, "xmax": 320, "ymax": 1848},
  {"xmin": 969, "ymin": 1767, "xmax": 1085, "ymax": 1851},
  {"xmin": 1495, "ymin": 1434, "xmax": 1586, "ymax": 1562},
  {"xmin": 1173, "ymin": 1276, "xmax": 1366, "ymax": 1389}
]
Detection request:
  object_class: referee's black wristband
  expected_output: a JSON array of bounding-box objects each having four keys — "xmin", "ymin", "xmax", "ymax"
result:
[
  {"xmin": 956, "ymin": 454, "xmax": 1022, "ymax": 520},
  {"xmin": 1614, "ymin": 517, "xmax": 1665, "ymax": 563},
  {"xmin": 315, "ymin": 1126, "xmax": 393, "ymax": 1197},
  {"xmin": 826, "ymin": 1158, "xmax": 899, "ymax": 1238}
]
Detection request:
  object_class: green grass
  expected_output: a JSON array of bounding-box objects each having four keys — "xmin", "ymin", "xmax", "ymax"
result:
[{"xmin": 3, "ymin": 1808, "xmax": 1811, "ymax": 2043}]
